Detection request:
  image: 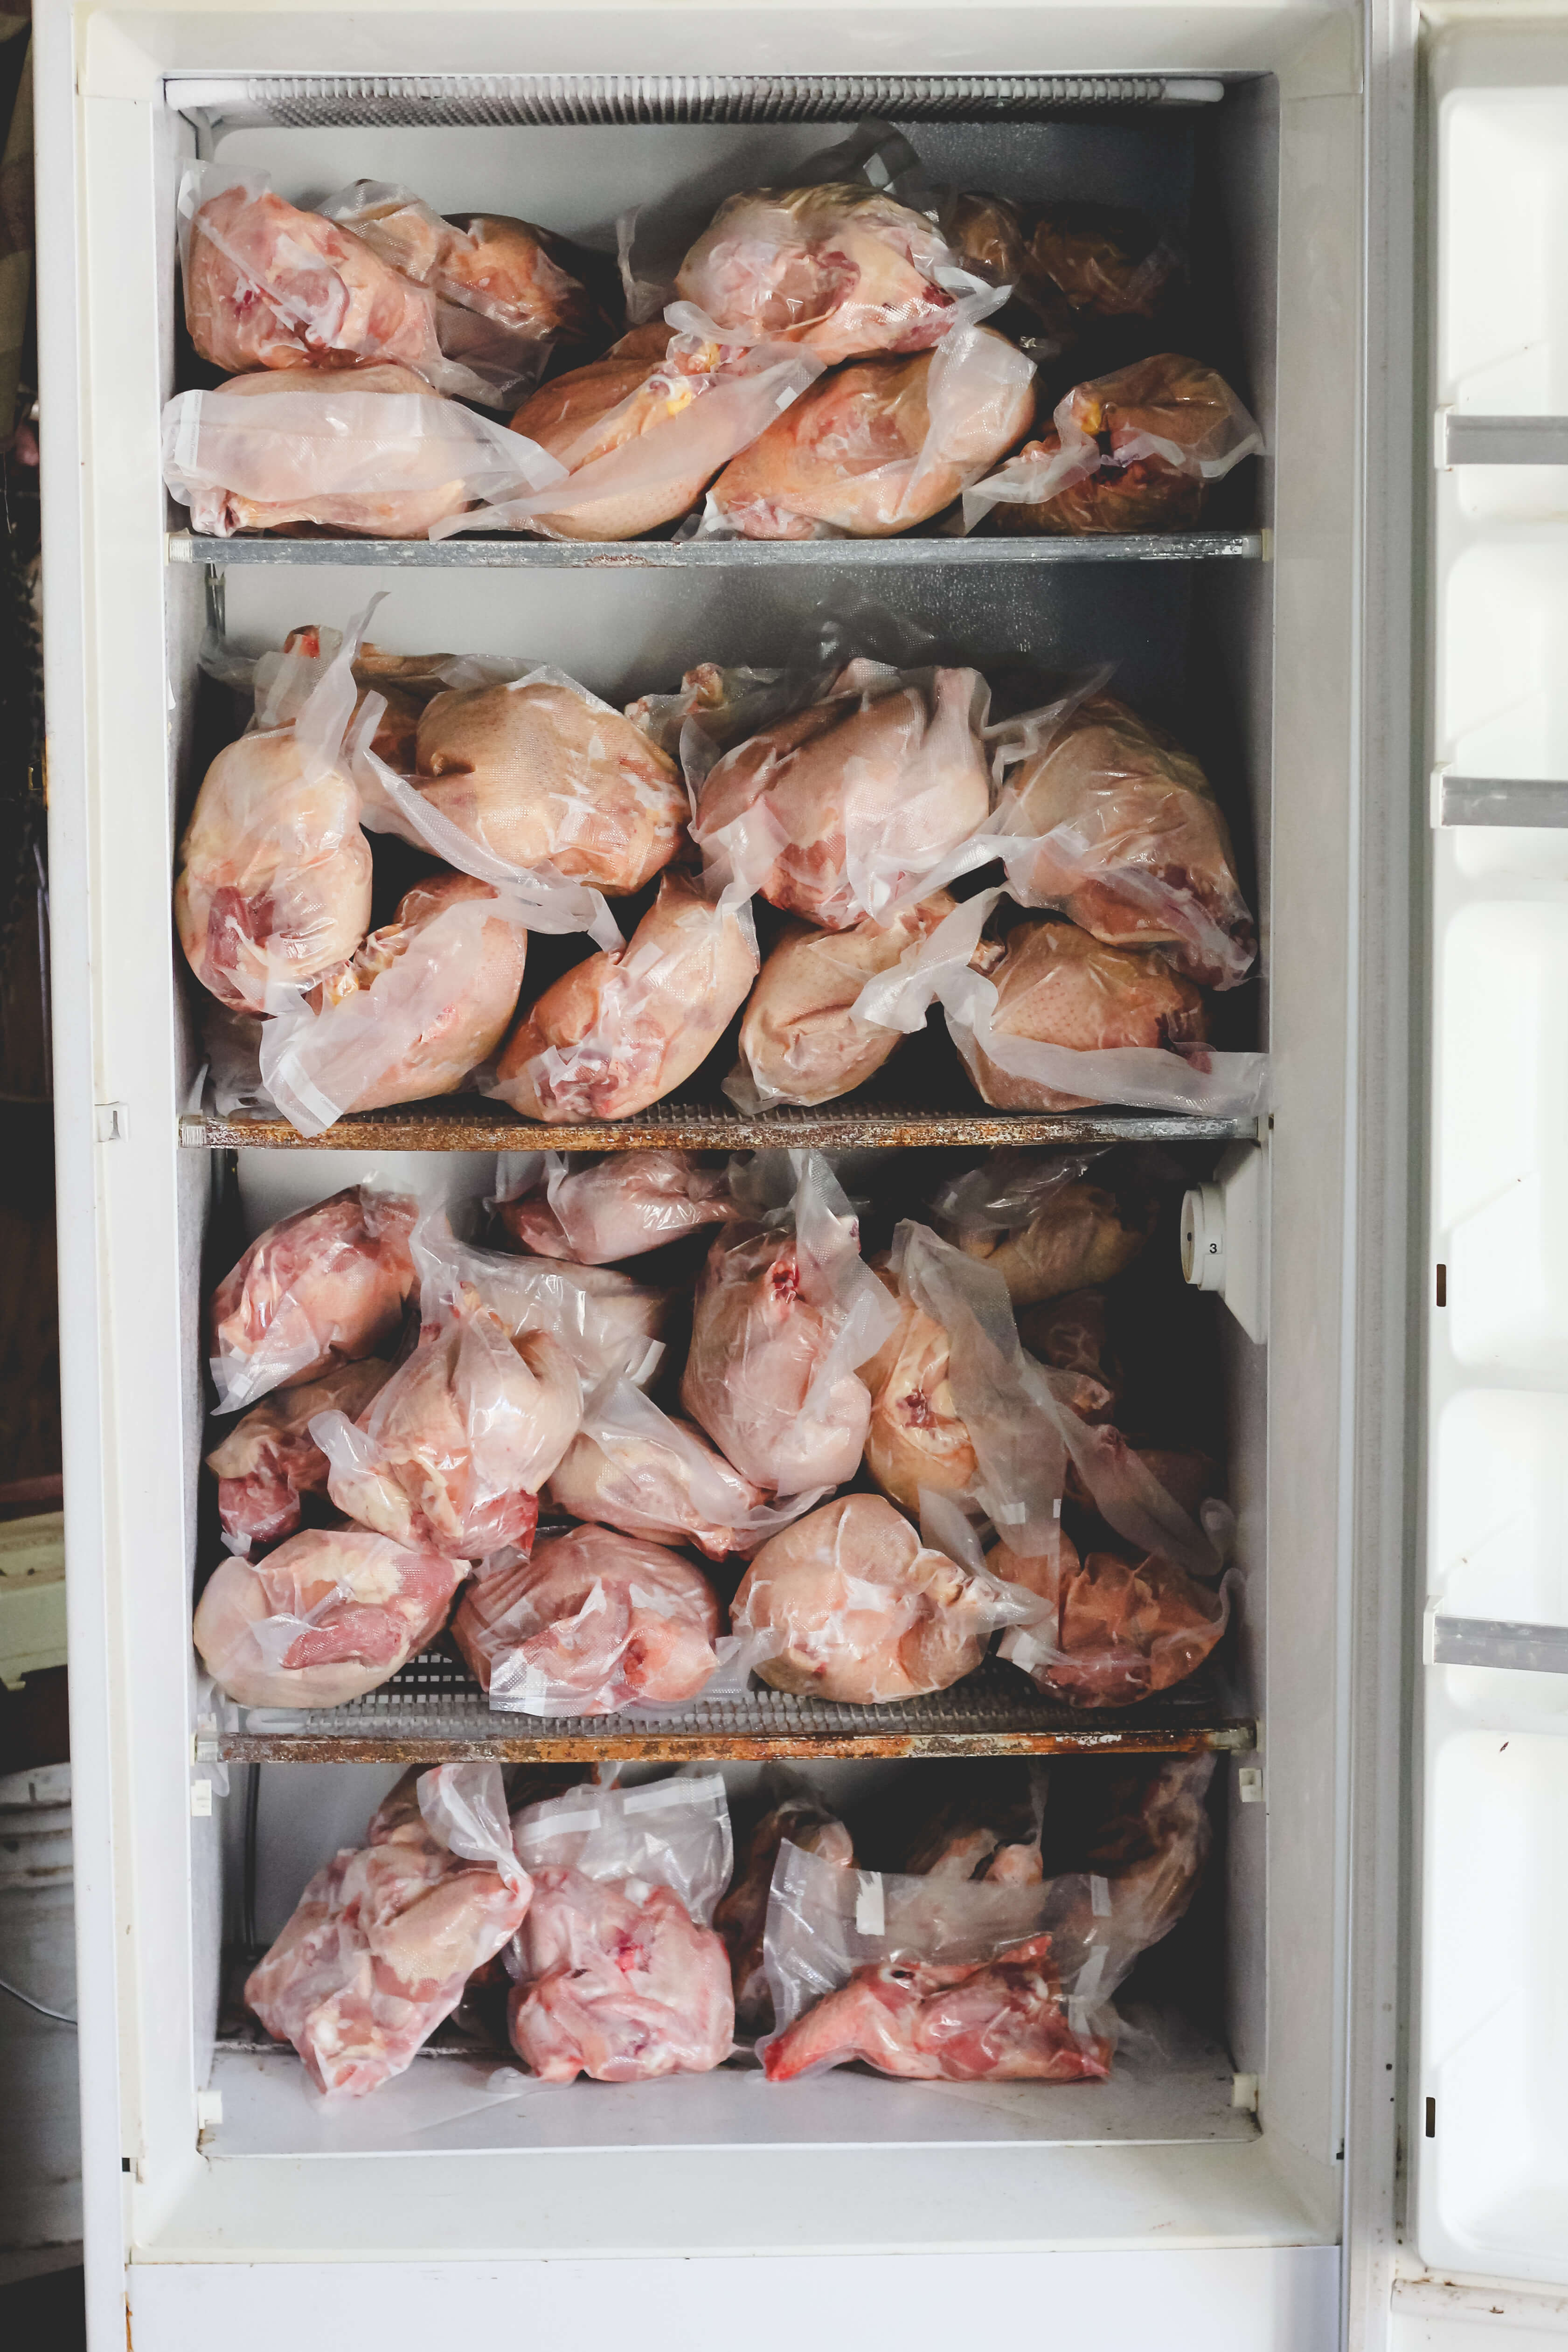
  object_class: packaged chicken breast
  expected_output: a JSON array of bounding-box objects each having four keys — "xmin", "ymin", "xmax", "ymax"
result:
[
  {"xmin": 492, "ymin": 1149, "xmax": 736, "ymax": 1264},
  {"xmin": 410, "ymin": 1216, "xmax": 669, "ymax": 1388},
  {"xmin": 192, "ymin": 1525, "xmax": 466, "ymax": 1711},
  {"xmin": 208, "ymin": 1183, "xmax": 418, "ymax": 1415},
  {"xmin": 691, "ymin": 661, "xmax": 993, "ymax": 932},
  {"xmin": 507, "ymin": 1776, "xmax": 735, "ymax": 2082},
  {"xmin": 717, "ymin": 1769, "xmax": 856, "ymax": 2032},
  {"xmin": 246, "ymin": 1764, "xmax": 531, "ymax": 2097},
  {"xmin": 206, "ymin": 1356, "xmax": 392, "ymax": 1555},
  {"xmin": 680, "ymin": 1152, "xmax": 899, "ymax": 1495},
  {"xmin": 451, "ymin": 1524, "xmax": 722, "ymax": 1715},
  {"xmin": 931, "ymin": 1148, "xmax": 1154, "ymax": 1305},
  {"xmin": 546, "ymin": 1378, "xmax": 824, "ymax": 1561},
  {"xmin": 965, "ymin": 354, "xmax": 1262, "ymax": 536}
]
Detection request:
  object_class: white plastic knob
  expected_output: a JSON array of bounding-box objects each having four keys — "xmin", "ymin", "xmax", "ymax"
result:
[{"xmin": 1181, "ymin": 1183, "xmax": 1227, "ymax": 1293}]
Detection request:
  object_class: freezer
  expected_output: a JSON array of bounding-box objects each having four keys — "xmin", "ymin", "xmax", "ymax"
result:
[{"xmin": 32, "ymin": 1, "xmax": 1560, "ymax": 2346}]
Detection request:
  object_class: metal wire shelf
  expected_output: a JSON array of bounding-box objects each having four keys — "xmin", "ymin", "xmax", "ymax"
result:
[{"xmin": 168, "ymin": 531, "xmax": 1265, "ymax": 571}]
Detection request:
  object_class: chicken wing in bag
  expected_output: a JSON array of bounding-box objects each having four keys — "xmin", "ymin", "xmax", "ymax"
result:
[
  {"xmin": 246, "ymin": 1763, "xmax": 530, "ymax": 2097},
  {"xmin": 411, "ymin": 1218, "xmax": 669, "ymax": 1388},
  {"xmin": 700, "ymin": 321, "xmax": 1034, "ymax": 539},
  {"xmin": 493, "ymin": 1149, "xmax": 736, "ymax": 1264},
  {"xmin": 207, "ymin": 1356, "xmax": 392, "ymax": 1555},
  {"xmin": 932, "ymin": 1147, "xmax": 1153, "ymax": 1306},
  {"xmin": 193, "ymin": 1525, "xmax": 465, "ymax": 1710},
  {"xmin": 966, "ymin": 354, "xmax": 1262, "ymax": 536},
  {"xmin": 728, "ymin": 891, "xmax": 958, "ymax": 1113},
  {"xmin": 730, "ymin": 1493, "xmax": 1042, "ymax": 1706},
  {"xmin": 507, "ymin": 1776, "xmax": 735, "ymax": 2081},
  {"xmin": 680, "ymin": 1152, "xmax": 898, "ymax": 1493},
  {"xmin": 259, "ymin": 874, "xmax": 530, "ymax": 1138},
  {"xmin": 487, "ymin": 869, "xmax": 759, "ymax": 1124},
  {"xmin": 440, "ymin": 320, "xmax": 824, "ymax": 541},
  {"xmin": 209, "ymin": 1184, "xmax": 417, "ymax": 1415},
  {"xmin": 691, "ymin": 662, "xmax": 992, "ymax": 931},
  {"xmin": 547, "ymin": 1379, "xmax": 822, "ymax": 1561},
  {"xmin": 989, "ymin": 693, "xmax": 1256, "ymax": 989},
  {"xmin": 175, "ymin": 612, "xmax": 374, "ymax": 1015},
  {"xmin": 452, "ymin": 1524, "xmax": 721, "ymax": 1715},
  {"xmin": 717, "ymin": 1769, "xmax": 856, "ymax": 2032},
  {"xmin": 161, "ymin": 364, "xmax": 566, "ymax": 541}
]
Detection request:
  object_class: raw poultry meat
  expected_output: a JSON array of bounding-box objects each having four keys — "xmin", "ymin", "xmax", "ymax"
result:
[
  {"xmin": 324, "ymin": 182, "xmax": 592, "ymax": 346},
  {"xmin": 625, "ymin": 662, "xmax": 803, "ymax": 763},
  {"xmin": 497, "ymin": 1150, "xmax": 735, "ymax": 1264},
  {"xmin": 862, "ymin": 1271, "xmax": 978, "ymax": 1514},
  {"xmin": 174, "ymin": 708, "xmax": 373, "ymax": 1015},
  {"xmin": 900, "ymin": 1767, "xmax": 1045, "ymax": 1887},
  {"xmin": 546, "ymin": 1383, "xmax": 776, "ymax": 1561},
  {"xmin": 313, "ymin": 1289, "xmax": 582, "ymax": 1560},
  {"xmin": 451, "ymin": 1524, "xmax": 720, "ymax": 1714},
  {"xmin": 508, "ymin": 1869, "xmax": 734, "ymax": 2081},
  {"xmin": 183, "ymin": 181, "xmax": 447, "ymax": 380},
  {"xmin": 206, "ymin": 1355, "xmax": 391, "ymax": 1554},
  {"xmin": 680, "ymin": 1164, "xmax": 894, "ymax": 1494},
  {"xmin": 262, "ymin": 874, "xmax": 528, "ymax": 1131},
  {"xmin": 1018, "ymin": 1290, "xmax": 1119, "ymax": 1418},
  {"xmin": 692, "ymin": 663, "xmax": 990, "ymax": 931},
  {"xmin": 676, "ymin": 184, "xmax": 959, "ymax": 364},
  {"xmin": 193, "ymin": 1525, "xmax": 465, "ymax": 1710},
  {"xmin": 245, "ymin": 1763, "xmax": 530, "ymax": 2097},
  {"xmin": 1073, "ymin": 1752, "xmax": 1215, "ymax": 1951},
  {"xmin": 510, "ymin": 321, "xmax": 677, "ymax": 466},
  {"xmin": 988, "ymin": 355, "xmax": 1260, "ymax": 536},
  {"xmin": 717, "ymin": 1782, "xmax": 855, "ymax": 2030},
  {"xmin": 732, "ymin": 892, "xmax": 956, "ymax": 1110},
  {"xmin": 412, "ymin": 673, "xmax": 686, "ymax": 893},
  {"xmin": 731, "ymin": 1493, "xmax": 1019, "ymax": 1705},
  {"xmin": 706, "ymin": 327, "xmax": 1034, "ymax": 538},
  {"xmin": 993, "ymin": 693, "xmax": 1256, "ymax": 988},
  {"xmin": 1021, "ymin": 206, "xmax": 1176, "ymax": 323},
  {"xmin": 490, "ymin": 871, "xmax": 757, "ymax": 1124},
  {"xmin": 935, "ymin": 1152, "xmax": 1155, "ymax": 1306},
  {"xmin": 993, "ymin": 1537, "xmax": 1228, "ymax": 1707},
  {"xmin": 946, "ymin": 194, "xmax": 1028, "ymax": 295},
  {"xmin": 960, "ymin": 919, "xmax": 1208, "ymax": 1113},
  {"xmin": 419, "ymin": 1228, "xmax": 669, "ymax": 1388},
  {"xmin": 209, "ymin": 1186, "xmax": 417, "ymax": 1414},
  {"xmin": 763, "ymin": 1935, "xmax": 1110, "ymax": 2082}
]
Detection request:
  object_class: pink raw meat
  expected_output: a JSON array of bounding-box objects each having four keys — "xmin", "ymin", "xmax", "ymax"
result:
[
  {"xmin": 209, "ymin": 1187, "xmax": 417, "ymax": 1413},
  {"xmin": 451, "ymin": 1525, "xmax": 720, "ymax": 1714},
  {"xmin": 206, "ymin": 1355, "xmax": 392, "ymax": 1553},
  {"xmin": 499, "ymin": 1151, "xmax": 735, "ymax": 1263},
  {"xmin": 192, "ymin": 1525, "xmax": 465, "ymax": 1709},
  {"xmin": 507, "ymin": 1867, "xmax": 734, "ymax": 2081}
]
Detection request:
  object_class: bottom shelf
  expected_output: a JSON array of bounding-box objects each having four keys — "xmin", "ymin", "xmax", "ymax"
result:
[{"xmin": 210, "ymin": 1650, "xmax": 1255, "ymax": 1763}]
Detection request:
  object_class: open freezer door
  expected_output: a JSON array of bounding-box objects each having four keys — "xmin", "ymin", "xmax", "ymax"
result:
[{"xmin": 1411, "ymin": 16, "xmax": 1568, "ymax": 2338}]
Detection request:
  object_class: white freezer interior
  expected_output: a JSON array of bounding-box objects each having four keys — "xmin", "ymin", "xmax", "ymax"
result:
[{"xmin": 54, "ymin": 0, "xmax": 1367, "ymax": 2295}]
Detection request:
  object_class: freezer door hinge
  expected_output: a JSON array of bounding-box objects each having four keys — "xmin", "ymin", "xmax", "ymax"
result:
[{"xmin": 94, "ymin": 1101, "xmax": 127, "ymax": 1143}]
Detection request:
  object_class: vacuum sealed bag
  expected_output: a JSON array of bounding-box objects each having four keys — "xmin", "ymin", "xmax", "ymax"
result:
[
  {"xmin": 208, "ymin": 1184, "xmax": 417, "ymax": 1415},
  {"xmin": 995, "ymin": 1537, "xmax": 1232, "ymax": 1707},
  {"xmin": 931, "ymin": 1147, "xmax": 1153, "ymax": 1305},
  {"xmin": 245, "ymin": 1763, "xmax": 530, "ymax": 2096},
  {"xmin": 192, "ymin": 1525, "xmax": 466, "ymax": 1710},
  {"xmin": 207, "ymin": 1356, "xmax": 392, "ymax": 1555},
  {"xmin": 411, "ymin": 1218, "xmax": 670, "ymax": 1388},
  {"xmin": 547, "ymin": 1378, "xmax": 821, "ymax": 1561},
  {"xmin": 728, "ymin": 891, "xmax": 958, "ymax": 1112},
  {"xmin": 718, "ymin": 1770, "xmax": 856, "ymax": 2032},
  {"xmin": 493, "ymin": 1148, "xmax": 736, "ymax": 1264},
  {"xmin": 507, "ymin": 1776, "xmax": 735, "ymax": 2081},
  {"xmin": 451, "ymin": 1524, "xmax": 722, "ymax": 1715}
]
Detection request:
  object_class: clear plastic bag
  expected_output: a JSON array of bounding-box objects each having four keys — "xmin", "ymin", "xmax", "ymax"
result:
[
  {"xmin": 507, "ymin": 1776, "xmax": 735, "ymax": 2081},
  {"xmin": 691, "ymin": 662, "xmax": 994, "ymax": 932},
  {"xmin": 964, "ymin": 354, "xmax": 1262, "ymax": 536},
  {"xmin": 716, "ymin": 1769, "xmax": 856, "ymax": 2032},
  {"xmin": 451, "ymin": 1524, "xmax": 722, "ymax": 1714},
  {"xmin": 192, "ymin": 1526, "xmax": 466, "ymax": 1710},
  {"xmin": 410, "ymin": 1215, "xmax": 669, "ymax": 1388},
  {"xmin": 987, "ymin": 692, "xmax": 1257, "ymax": 989},
  {"xmin": 484, "ymin": 868, "xmax": 759, "ymax": 1124},
  {"xmin": 897, "ymin": 1759, "xmax": 1048, "ymax": 1885},
  {"xmin": 680, "ymin": 1151, "xmax": 899, "ymax": 1493},
  {"xmin": 546, "ymin": 1377, "xmax": 825, "ymax": 1561},
  {"xmin": 161, "ymin": 366, "xmax": 566, "ymax": 541},
  {"xmin": 206, "ymin": 1355, "xmax": 393, "ymax": 1555},
  {"xmin": 931, "ymin": 1146, "xmax": 1154, "ymax": 1305},
  {"xmin": 729, "ymin": 1491, "xmax": 1044, "ymax": 1707},
  {"xmin": 492, "ymin": 1148, "xmax": 736, "ymax": 1264},
  {"xmin": 244, "ymin": 1762, "xmax": 530, "ymax": 2097},
  {"xmin": 208, "ymin": 1184, "xmax": 418, "ymax": 1415},
  {"xmin": 997, "ymin": 1541, "xmax": 1233, "ymax": 1708},
  {"xmin": 310, "ymin": 1285, "xmax": 583, "ymax": 1561}
]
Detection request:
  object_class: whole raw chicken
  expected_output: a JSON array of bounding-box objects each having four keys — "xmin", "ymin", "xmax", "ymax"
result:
[
  {"xmin": 206, "ymin": 1356, "xmax": 391, "ymax": 1554},
  {"xmin": 707, "ymin": 329, "xmax": 1034, "ymax": 538},
  {"xmin": 209, "ymin": 1186, "xmax": 417, "ymax": 1413},
  {"xmin": 763, "ymin": 1933, "xmax": 1110, "ymax": 2082},
  {"xmin": 434, "ymin": 1239, "xmax": 669, "ymax": 1387},
  {"xmin": 451, "ymin": 1525, "xmax": 720, "ymax": 1714},
  {"xmin": 1022, "ymin": 206, "xmax": 1176, "ymax": 321},
  {"xmin": 732, "ymin": 1494, "xmax": 1000, "ymax": 1704},
  {"xmin": 547, "ymin": 1391, "xmax": 771, "ymax": 1561},
  {"xmin": 174, "ymin": 713, "xmax": 373, "ymax": 1014},
  {"xmin": 994, "ymin": 355, "xmax": 1253, "ymax": 536},
  {"xmin": 491, "ymin": 871, "xmax": 758, "ymax": 1123},
  {"xmin": 413, "ymin": 676, "xmax": 686, "ymax": 893},
  {"xmin": 1018, "ymin": 1289, "xmax": 1118, "ymax": 1416},
  {"xmin": 734, "ymin": 892, "xmax": 956, "ymax": 1109},
  {"xmin": 508, "ymin": 1867, "xmax": 734, "ymax": 2081},
  {"xmin": 964, "ymin": 919, "xmax": 1207, "ymax": 1112},
  {"xmin": 997, "ymin": 694, "xmax": 1255, "ymax": 987},
  {"xmin": 246, "ymin": 1764, "xmax": 530, "ymax": 2097},
  {"xmin": 717, "ymin": 1786, "xmax": 855, "ymax": 2030},
  {"xmin": 498, "ymin": 1150, "xmax": 735, "ymax": 1263},
  {"xmin": 939, "ymin": 1160, "xmax": 1155, "ymax": 1305},
  {"xmin": 862, "ymin": 1276, "xmax": 978, "ymax": 1513},
  {"xmin": 193, "ymin": 1525, "xmax": 465, "ymax": 1710},
  {"xmin": 326, "ymin": 184, "xmax": 592, "ymax": 344},
  {"xmin": 315, "ymin": 1290, "xmax": 582, "ymax": 1560},
  {"xmin": 184, "ymin": 182, "xmax": 444, "ymax": 378},
  {"xmin": 676, "ymin": 184, "xmax": 958, "ymax": 364},
  {"xmin": 992, "ymin": 1536, "xmax": 1227, "ymax": 1707},
  {"xmin": 693, "ymin": 665, "xmax": 990, "ymax": 931},
  {"xmin": 946, "ymin": 193, "xmax": 1028, "ymax": 293},
  {"xmin": 270, "ymin": 874, "xmax": 527, "ymax": 1122}
]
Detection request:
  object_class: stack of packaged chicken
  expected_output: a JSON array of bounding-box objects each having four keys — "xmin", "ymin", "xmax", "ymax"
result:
[
  {"xmin": 195, "ymin": 1144, "xmax": 1238, "ymax": 1730},
  {"xmin": 161, "ymin": 126, "xmax": 1260, "ymax": 545}
]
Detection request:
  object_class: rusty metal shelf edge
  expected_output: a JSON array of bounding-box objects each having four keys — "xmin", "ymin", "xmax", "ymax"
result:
[
  {"xmin": 216, "ymin": 1721, "xmax": 1257, "ymax": 1764},
  {"xmin": 168, "ymin": 529, "xmax": 1265, "ymax": 570},
  {"xmin": 180, "ymin": 1109, "xmax": 1259, "ymax": 1152}
]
